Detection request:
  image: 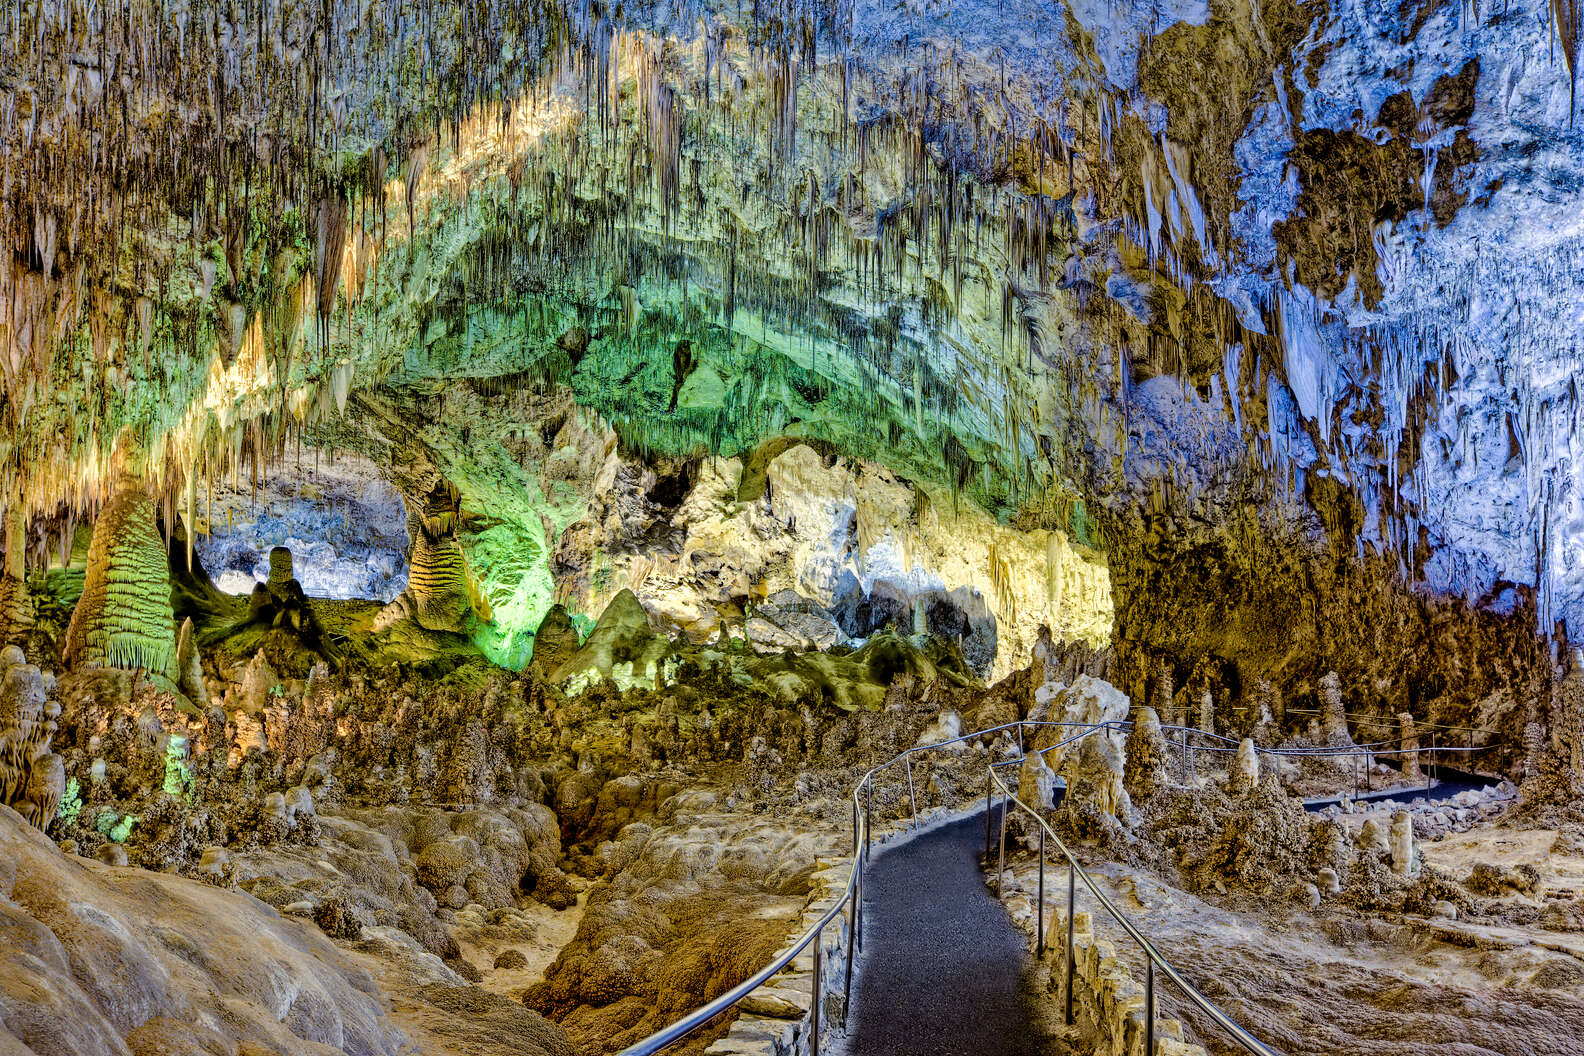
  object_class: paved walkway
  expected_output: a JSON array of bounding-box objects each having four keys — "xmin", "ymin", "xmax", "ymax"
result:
[{"xmin": 843, "ymin": 807, "xmax": 1047, "ymax": 1056}]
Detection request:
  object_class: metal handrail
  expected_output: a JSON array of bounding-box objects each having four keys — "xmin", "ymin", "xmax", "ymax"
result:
[
  {"xmin": 1151, "ymin": 722, "xmax": 1502, "ymax": 759},
  {"xmin": 986, "ymin": 761, "xmax": 1285, "ymax": 1056},
  {"xmin": 1280, "ymin": 707, "xmax": 1495, "ymax": 737}
]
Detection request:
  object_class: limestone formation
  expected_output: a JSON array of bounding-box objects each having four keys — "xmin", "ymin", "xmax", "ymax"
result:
[
  {"xmin": 0, "ymin": 648, "xmax": 61, "ymax": 830},
  {"xmin": 62, "ymin": 467, "xmax": 178, "ymax": 679},
  {"xmin": 1062, "ymin": 729, "xmax": 1131, "ymax": 822},
  {"xmin": 1253, "ymin": 678, "xmax": 1285, "ymax": 738},
  {"xmin": 0, "ymin": 503, "xmax": 33, "ymax": 645},
  {"xmin": 1231, "ymin": 738, "xmax": 1260, "ymax": 793},
  {"xmin": 1390, "ymin": 810, "xmax": 1417, "ymax": 877},
  {"xmin": 1123, "ymin": 705, "xmax": 1169, "ymax": 800},
  {"xmin": 1318, "ymin": 672, "xmax": 1350, "ymax": 743},
  {"xmin": 5, "ymin": 3, "xmax": 1584, "ymax": 1051},
  {"xmin": 1398, "ymin": 712, "xmax": 1423, "ymax": 784},
  {"xmin": 1017, "ymin": 747, "xmax": 1059, "ymax": 813},
  {"xmin": 1152, "ymin": 658, "xmax": 1177, "ymax": 728},
  {"xmin": 380, "ymin": 504, "xmax": 492, "ymax": 635},
  {"xmin": 175, "ymin": 617, "xmax": 207, "ymax": 708},
  {"xmin": 1358, "ymin": 818, "xmax": 1390, "ymax": 854},
  {"xmin": 267, "ymin": 546, "xmax": 295, "ymax": 595}
]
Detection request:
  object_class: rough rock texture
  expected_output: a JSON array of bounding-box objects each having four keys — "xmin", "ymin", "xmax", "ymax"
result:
[
  {"xmin": 524, "ymin": 787, "xmax": 828, "ymax": 1054},
  {"xmin": 0, "ymin": 648, "xmax": 62, "ymax": 829},
  {"xmin": 554, "ymin": 443, "xmax": 1111, "ymax": 680},
  {"xmin": 1123, "ymin": 705, "xmax": 1170, "ymax": 800},
  {"xmin": 62, "ymin": 476, "xmax": 177, "ymax": 681},
  {"xmin": 0, "ymin": 804, "xmax": 413, "ymax": 1056}
]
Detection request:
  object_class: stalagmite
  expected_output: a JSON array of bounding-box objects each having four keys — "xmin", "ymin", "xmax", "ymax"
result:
[
  {"xmin": 1199, "ymin": 689, "xmax": 1215, "ymax": 735},
  {"xmin": 1319, "ymin": 672, "xmax": 1349, "ymax": 744},
  {"xmin": 0, "ymin": 647, "xmax": 62, "ymax": 831},
  {"xmin": 1231, "ymin": 738, "xmax": 1259, "ymax": 792},
  {"xmin": 1398, "ymin": 712, "xmax": 1422, "ymax": 784},
  {"xmin": 176, "ymin": 618, "xmax": 208, "ymax": 708},
  {"xmin": 1357, "ymin": 817, "xmax": 1391, "ymax": 854},
  {"xmin": 1123, "ymin": 705, "xmax": 1169, "ymax": 799},
  {"xmin": 0, "ymin": 504, "xmax": 33, "ymax": 646},
  {"xmin": 1153, "ymin": 658, "xmax": 1176, "ymax": 728},
  {"xmin": 1250, "ymin": 678, "xmax": 1283, "ymax": 744},
  {"xmin": 1390, "ymin": 810, "xmax": 1417, "ymax": 877},
  {"xmin": 267, "ymin": 547, "xmax": 296, "ymax": 598},
  {"xmin": 380, "ymin": 501, "xmax": 493, "ymax": 636},
  {"xmin": 61, "ymin": 438, "xmax": 178, "ymax": 680}
]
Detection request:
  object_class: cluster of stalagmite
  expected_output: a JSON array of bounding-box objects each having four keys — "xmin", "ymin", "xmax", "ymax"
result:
[
  {"xmin": 247, "ymin": 546, "xmax": 316, "ymax": 633},
  {"xmin": 61, "ymin": 454, "xmax": 177, "ymax": 680},
  {"xmin": 0, "ymin": 646, "xmax": 63, "ymax": 830}
]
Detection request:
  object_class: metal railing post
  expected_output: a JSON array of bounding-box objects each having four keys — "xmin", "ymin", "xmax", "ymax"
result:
[
  {"xmin": 905, "ymin": 754, "xmax": 918, "ymax": 829},
  {"xmin": 1064, "ymin": 864, "xmax": 1076, "ymax": 1026},
  {"xmin": 865, "ymin": 781, "xmax": 872, "ymax": 863},
  {"xmin": 1145, "ymin": 957, "xmax": 1156, "ymax": 1056},
  {"xmin": 851, "ymin": 800, "xmax": 858, "ymax": 857},
  {"xmin": 810, "ymin": 927, "xmax": 822, "ymax": 1056},
  {"xmin": 1037, "ymin": 827, "xmax": 1046, "ymax": 955},
  {"xmin": 995, "ymin": 790, "xmax": 1007, "ymax": 891},
  {"xmin": 984, "ymin": 769, "xmax": 994, "ymax": 856},
  {"xmin": 855, "ymin": 869, "xmax": 863, "ymax": 951},
  {"xmin": 844, "ymin": 875, "xmax": 857, "ymax": 1015}
]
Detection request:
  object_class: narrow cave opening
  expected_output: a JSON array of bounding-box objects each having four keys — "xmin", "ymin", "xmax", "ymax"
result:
[{"xmin": 196, "ymin": 451, "xmax": 409, "ymax": 602}]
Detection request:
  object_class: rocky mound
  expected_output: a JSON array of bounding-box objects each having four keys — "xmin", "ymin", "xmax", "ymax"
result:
[{"xmin": 0, "ymin": 803, "xmax": 407, "ymax": 1056}]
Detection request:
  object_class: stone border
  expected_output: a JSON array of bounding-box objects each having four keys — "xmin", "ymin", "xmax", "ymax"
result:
[{"xmin": 1000, "ymin": 860, "xmax": 1210, "ymax": 1056}]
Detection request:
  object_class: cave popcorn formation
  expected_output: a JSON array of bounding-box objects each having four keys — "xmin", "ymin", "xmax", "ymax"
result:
[{"xmin": 0, "ymin": 0, "xmax": 1582, "ymax": 1054}]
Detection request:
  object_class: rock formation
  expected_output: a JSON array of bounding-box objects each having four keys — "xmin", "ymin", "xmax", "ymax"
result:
[
  {"xmin": 1398, "ymin": 712, "xmax": 1423, "ymax": 785},
  {"xmin": 1390, "ymin": 810, "xmax": 1417, "ymax": 877},
  {"xmin": 379, "ymin": 497, "xmax": 493, "ymax": 636},
  {"xmin": 1123, "ymin": 705, "xmax": 1170, "ymax": 800},
  {"xmin": 0, "ymin": 503, "xmax": 33, "ymax": 645},
  {"xmin": 1231, "ymin": 738, "xmax": 1260, "ymax": 793},
  {"xmin": 0, "ymin": 647, "xmax": 62, "ymax": 830},
  {"xmin": 1318, "ymin": 672, "xmax": 1349, "ymax": 744},
  {"xmin": 61, "ymin": 447, "xmax": 177, "ymax": 680}
]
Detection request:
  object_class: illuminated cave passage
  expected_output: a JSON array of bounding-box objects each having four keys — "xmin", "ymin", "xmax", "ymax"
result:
[
  {"xmin": 2, "ymin": 1, "xmax": 1584, "ymax": 1055},
  {"xmin": 196, "ymin": 451, "xmax": 410, "ymax": 602}
]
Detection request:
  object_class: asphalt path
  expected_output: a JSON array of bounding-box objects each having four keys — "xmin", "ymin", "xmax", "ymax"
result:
[{"xmin": 843, "ymin": 807, "xmax": 1045, "ymax": 1056}]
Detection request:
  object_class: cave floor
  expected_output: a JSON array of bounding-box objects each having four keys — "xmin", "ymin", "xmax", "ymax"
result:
[{"xmin": 998, "ymin": 835, "xmax": 1584, "ymax": 1056}]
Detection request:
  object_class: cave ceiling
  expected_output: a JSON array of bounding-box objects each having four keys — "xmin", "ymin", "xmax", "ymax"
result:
[{"xmin": 3, "ymin": 0, "xmax": 1583, "ymax": 678}]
